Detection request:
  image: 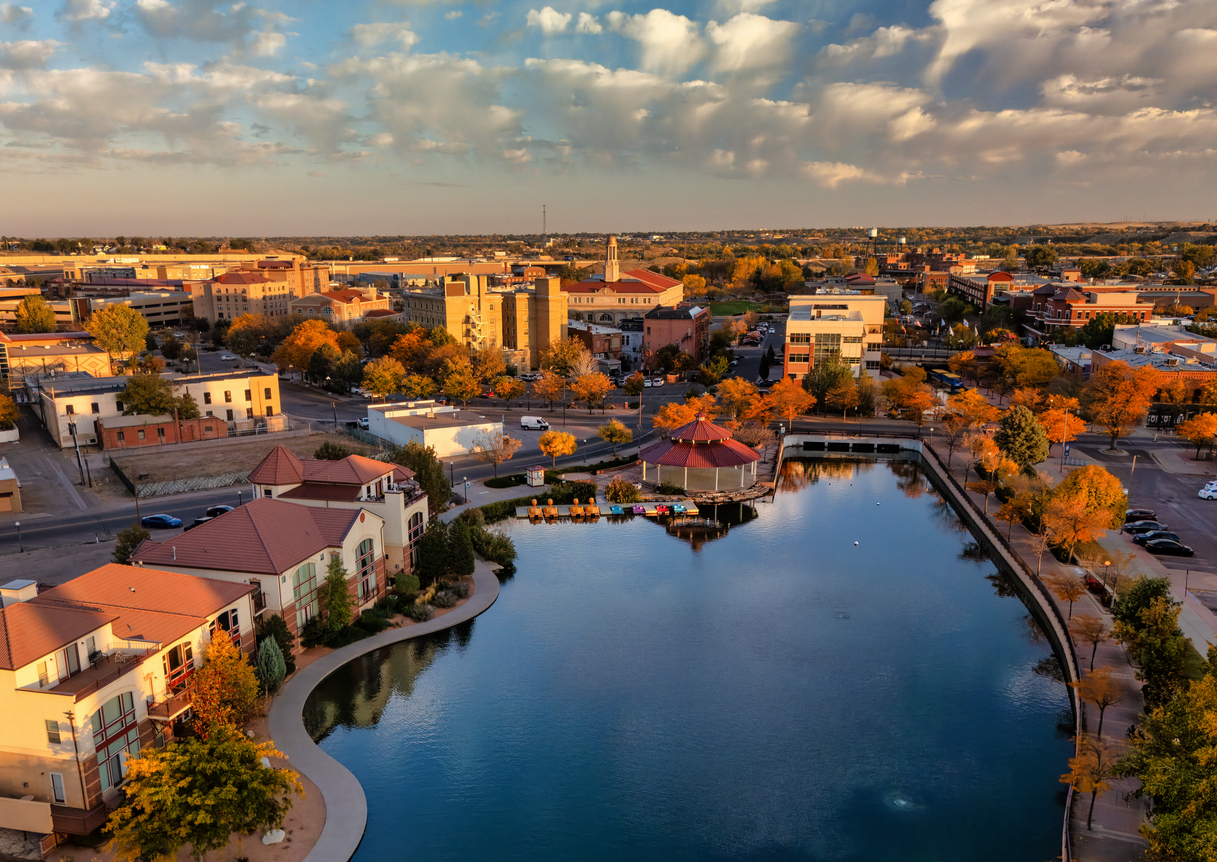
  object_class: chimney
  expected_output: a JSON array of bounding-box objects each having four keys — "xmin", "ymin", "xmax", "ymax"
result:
[{"xmin": 0, "ymin": 579, "xmax": 38, "ymax": 607}]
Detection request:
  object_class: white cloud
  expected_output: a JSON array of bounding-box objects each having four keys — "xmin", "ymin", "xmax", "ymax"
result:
[
  {"xmin": 801, "ymin": 161, "xmax": 879, "ymax": 188},
  {"xmin": 526, "ymin": 6, "xmax": 572, "ymax": 36},
  {"xmin": 351, "ymin": 23, "xmax": 419, "ymax": 50},
  {"xmin": 56, "ymin": 0, "xmax": 113, "ymax": 23},
  {"xmin": 606, "ymin": 9, "xmax": 704, "ymax": 76},
  {"xmin": 705, "ymin": 13, "xmax": 799, "ymax": 75},
  {"xmin": 0, "ymin": 39, "xmax": 58, "ymax": 70},
  {"xmin": 131, "ymin": 0, "xmax": 288, "ymax": 55},
  {"xmin": 0, "ymin": 4, "xmax": 33, "ymax": 29},
  {"xmin": 444, "ymin": 10, "xmax": 461, "ymax": 19},
  {"xmin": 575, "ymin": 12, "xmax": 602, "ymax": 34},
  {"xmin": 251, "ymin": 31, "xmax": 285, "ymax": 57}
]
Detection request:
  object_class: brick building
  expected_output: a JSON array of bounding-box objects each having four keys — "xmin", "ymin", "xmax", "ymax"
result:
[{"xmin": 642, "ymin": 304, "xmax": 711, "ymax": 363}]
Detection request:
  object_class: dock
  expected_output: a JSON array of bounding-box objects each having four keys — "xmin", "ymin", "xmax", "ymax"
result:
[{"xmin": 514, "ymin": 499, "xmax": 700, "ymax": 519}]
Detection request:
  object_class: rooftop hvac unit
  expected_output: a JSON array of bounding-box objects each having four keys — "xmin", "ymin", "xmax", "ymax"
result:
[
  {"xmin": 1165, "ymin": 358, "xmax": 1180, "ymax": 366},
  {"xmin": 1134, "ymin": 345, "xmax": 1146, "ymax": 353}
]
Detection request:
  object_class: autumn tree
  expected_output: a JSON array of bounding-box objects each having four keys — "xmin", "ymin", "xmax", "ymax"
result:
[
  {"xmin": 362, "ymin": 356, "xmax": 405, "ymax": 401},
  {"xmin": 1069, "ymin": 614, "xmax": 1110, "ymax": 672},
  {"xmin": 1083, "ymin": 360, "xmax": 1159, "ymax": 451},
  {"xmin": 716, "ymin": 377, "xmax": 760, "ymax": 422},
  {"xmin": 768, "ymin": 377, "xmax": 816, "ymax": 424},
  {"xmin": 472, "ymin": 344, "xmax": 506, "ymax": 382},
  {"xmin": 538, "ymin": 429, "xmax": 576, "ymax": 467},
  {"xmin": 0, "ymin": 393, "xmax": 16, "ymax": 430},
  {"xmin": 882, "ymin": 373, "xmax": 934, "ymax": 425},
  {"xmin": 801, "ymin": 352, "xmax": 852, "ymax": 412},
  {"xmin": 1052, "ymin": 464, "xmax": 1126, "ymax": 530},
  {"xmin": 191, "ymin": 632, "xmax": 261, "ymax": 738},
  {"xmin": 1007, "ymin": 387, "xmax": 1044, "ymax": 413},
  {"xmin": 225, "ymin": 313, "xmax": 271, "ymax": 356},
  {"xmin": 995, "ymin": 405, "xmax": 1049, "ymax": 472},
  {"xmin": 442, "ymin": 368, "xmax": 480, "ymax": 407},
  {"xmin": 1175, "ymin": 411, "xmax": 1217, "ymax": 458},
  {"xmin": 948, "ymin": 349, "xmax": 977, "ymax": 384},
  {"xmin": 468, "ymin": 430, "xmax": 522, "ymax": 477},
  {"xmin": 996, "ymin": 493, "xmax": 1032, "ymax": 540},
  {"xmin": 86, "ymin": 303, "xmax": 150, "ymax": 365},
  {"xmin": 1046, "ymin": 571, "xmax": 1087, "ymax": 619},
  {"xmin": 940, "ymin": 389, "xmax": 999, "ymax": 465},
  {"xmin": 539, "ymin": 336, "xmax": 588, "ymax": 377},
  {"xmin": 1071, "ymin": 666, "xmax": 1123, "ymax": 739},
  {"xmin": 1042, "ymin": 494, "xmax": 1109, "ymax": 563},
  {"xmin": 653, "ymin": 401, "xmax": 698, "ymax": 437},
  {"xmin": 1039, "ymin": 403, "xmax": 1087, "ymax": 454},
  {"xmin": 570, "ymin": 371, "xmax": 613, "ymax": 412},
  {"xmin": 534, "ymin": 371, "xmax": 566, "ymax": 410},
  {"xmin": 1117, "ymin": 594, "xmax": 1189, "ymax": 708},
  {"xmin": 400, "ymin": 372, "xmax": 436, "ymax": 400},
  {"xmin": 1060, "ymin": 734, "xmax": 1119, "ymax": 831},
  {"xmin": 106, "ymin": 726, "xmax": 302, "ymax": 862},
  {"xmin": 492, "ymin": 375, "xmax": 525, "ymax": 408},
  {"xmin": 966, "ymin": 437, "xmax": 1016, "ymax": 515},
  {"xmin": 826, "ymin": 377, "xmax": 860, "ymax": 418},
  {"xmin": 14, "ymin": 294, "xmax": 56, "ymax": 333},
  {"xmin": 597, "ymin": 419, "xmax": 633, "ymax": 455},
  {"xmin": 272, "ymin": 319, "xmax": 340, "ymax": 374}
]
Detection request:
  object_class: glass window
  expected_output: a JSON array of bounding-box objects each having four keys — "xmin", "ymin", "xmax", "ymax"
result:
[
  {"xmin": 224, "ymin": 391, "xmax": 232, "ymax": 403},
  {"xmin": 50, "ymin": 773, "xmax": 66, "ymax": 804},
  {"xmin": 46, "ymin": 719, "xmax": 61, "ymax": 744},
  {"xmin": 264, "ymin": 387, "xmax": 272, "ymax": 399},
  {"xmin": 244, "ymin": 390, "xmax": 252, "ymax": 401},
  {"xmin": 204, "ymin": 392, "xmax": 212, "ymax": 404},
  {"xmin": 293, "ymin": 563, "xmax": 318, "ymax": 629},
  {"xmin": 92, "ymin": 691, "xmax": 138, "ymax": 792}
]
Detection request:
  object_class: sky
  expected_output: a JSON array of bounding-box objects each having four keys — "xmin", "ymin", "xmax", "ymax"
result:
[{"xmin": 1, "ymin": 0, "xmax": 1216, "ymax": 236}]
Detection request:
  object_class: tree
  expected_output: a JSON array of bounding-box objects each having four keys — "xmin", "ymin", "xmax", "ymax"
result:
[
  {"xmin": 539, "ymin": 337, "xmax": 588, "ymax": 377},
  {"xmin": 1069, "ymin": 614, "xmax": 1110, "ymax": 672},
  {"xmin": 259, "ymin": 615, "xmax": 296, "ymax": 674},
  {"xmin": 758, "ymin": 351, "xmax": 772, "ymax": 381},
  {"xmin": 1024, "ymin": 246, "xmax": 1058, "ymax": 269},
  {"xmin": 1070, "ymin": 666, "xmax": 1122, "ymax": 738},
  {"xmin": 317, "ymin": 557, "xmax": 354, "ymax": 632},
  {"xmin": 1046, "ymin": 571, "xmax": 1087, "ymax": 619},
  {"xmin": 882, "ymin": 372, "xmax": 935, "ymax": 425},
  {"xmin": 1176, "ymin": 411, "xmax": 1217, "ymax": 458},
  {"xmin": 1060, "ymin": 734, "xmax": 1119, "ymax": 831},
  {"xmin": 416, "ymin": 520, "xmax": 449, "ymax": 584},
  {"xmin": 106, "ymin": 726, "xmax": 302, "ymax": 862},
  {"xmin": 622, "ymin": 371, "xmax": 646, "ymax": 398},
  {"xmin": 996, "ymin": 494, "xmax": 1031, "ymax": 541},
  {"xmin": 1119, "ymin": 595, "xmax": 1190, "ymax": 709},
  {"xmin": 385, "ymin": 440, "xmax": 450, "ymax": 513},
  {"xmin": 400, "ymin": 373, "xmax": 437, "ymax": 400},
  {"xmin": 493, "ymin": 375, "xmax": 525, "ymax": 407},
  {"xmin": 995, "ymin": 405, "xmax": 1049, "ymax": 473},
  {"xmin": 225, "ymin": 313, "xmax": 270, "ymax": 356},
  {"xmin": 472, "ymin": 344, "xmax": 506, "ymax": 382},
  {"xmin": 113, "ymin": 522, "xmax": 151, "ymax": 563},
  {"xmin": 717, "ymin": 377, "xmax": 759, "ymax": 422},
  {"xmin": 653, "ymin": 401, "xmax": 698, "ymax": 436},
  {"xmin": 120, "ymin": 373, "xmax": 198, "ymax": 418},
  {"xmin": 802, "ymin": 353, "xmax": 852, "ymax": 411},
  {"xmin": 1084, "ymin": 360, "xmax": 1159, "ymax": 451},
  {"xmin": 570, "ymin": 372, "xmax": 613, "ymax": 412},
  {"xmin": 605, "ymin": 476, "xmax": 642, "ymax": 504},
  {"xmin": 597, "ymin": 419, "xmax": 633, "ymax": 455},
  {"xmin": 538, "ymin": 429, "xmax": 577, "ymax": 467},
  {"xmin": 14, "ymin": 294, "xmax": 56, "ymax": 333},
  {"xmin": 768, "ymin": 377, "xmax": 816, "ymax": 424},
  {"xmin": 86, "ymin": 303, "xmax": 150, "ymax": 365},
  {"xmin": 1042, "ymin": 493, "xmax": 1110, "ymax": 563},
  {"xmin": 468, "ymin": 430, "xmax": 522, "ymax": 477},
  {"xmin": 0, "ymin": 393, "xmax": 18, "ymax": 430},
  {"xmin": 940, "ymin": 389, "xmax": 999, "ymax": 465},
  {"xmin": 1039, "ymin": 405, "xmax": 1086, "ymax": 454},
  {"xmin": 254, "ymin": 637, "xmax": 287, "ymax": 695},
  {"xmin": 534, "ymin": 371, "xmax": 566, "ymax": 411},
  {"xmin": 191, "ymin": 632, "xmax": 261, "ymax": 738},
  {"xmin": 1055, "ymin": 464, "xmax": 1126, "ymax": 529},
  {"xmin": 826, "ymin": 377, "xmax": 859, "ymax": 418},
  {"xmin": 448, "ymin": 518, "xmax": 476, "ymax": 576},
  {"xmin": 948, "ymin": 349, "xmax": 977, "ymax": 384},
  {"xmin": 442, "ymin": 368, "xmax": 480, "ymax": 407},
  {"xmin": 273, "ymin": 319, "xmax": 340, "ymax": 374},
  {"xmin": 966, "ymin": 438, "xmax": 1015, "ymax": 515},
  {"xmin": 361, "ymin": 356, "xmax": 404, "ymax": 401}
]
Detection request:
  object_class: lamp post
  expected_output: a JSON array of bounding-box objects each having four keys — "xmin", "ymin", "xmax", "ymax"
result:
[
  {"xmin": 238, "ymin": 489, "xmax": 243, "ymax": 508},
  {"xmin": 331, "ymin": 400, "xmax": 338, "ymax": 427},
  {"xmin": 14, "ymin": 521, "xmax": 22, "ymax": 553},
  {"xmin": 1103, "ymin": 559, "xmax": 1111, "ymax": 589},
  {"xmin": 464, "ymin": 476, "xmax": 469, "ymax": 503}
]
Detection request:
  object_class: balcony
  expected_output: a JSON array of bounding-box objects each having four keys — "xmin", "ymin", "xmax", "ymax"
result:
[
  {"xmin": 28, "ymin": 649, "xmax": 156, "ymax": 702},
  {"xmin": 252, "ymin": 588, "xmax": 267, "ymax": 615},
  {"xmin": 147, "ymin": 687, "xmax": 194, "ymax": 723},
  {"xmin": 51, "ymin": 800, "xmax": 109, "ymax": 835}
]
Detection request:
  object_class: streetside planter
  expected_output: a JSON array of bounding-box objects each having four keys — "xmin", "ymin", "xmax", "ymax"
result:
[{"xmin": 0, "ymin": 427, "xmax": 18, "ymax": 443}]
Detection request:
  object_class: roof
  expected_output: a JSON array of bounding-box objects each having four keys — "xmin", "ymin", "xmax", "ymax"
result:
[
  {"xmin": 321, "ymin": 289, "xmax": 368, "ymax": 303},
  {"xmin": 363, "ymin": 309, "xmax": 399, "ymax": 318},
  {"xmin": 644, "ymin": 304, "xmax": 709, "ymax": 320},
  {"xmin": 248, "ymin": 445, "xmax": 405, "ymax": 487},
  {"xmin": 1054, "ymin": 287, "xmax": 1088, "ymax": 302},
  {"xmin": 640, "ymin": 437, "xmax": 761, "ymax": 469},
  {"xmin": 248, "ymin": 444, "xmax": 305, "ymax": 484},
  {"xmin": 669, "ymin": 413, "xmax": 736, "ymax": 442},
  {"xmin": 0, "ymin": 602, "xmax": 116, "ymax": 671},
  {"xmin": 211, "ymin": 272, "xmax": 270, "ymax": 285},
  {"xmin": 131, "ymin": 498, "xmax": 365, "ymax": 575},
  {"xmin": 391, "ymin": 410, "xmax": 496, "ymax": 430},
  {"xmin": 623, "ymin": 268, "xmax": 681, "ymax": 289},
  {"xmin": 37, "ymin": 563, "xmax": 252, "ymax": 617}
]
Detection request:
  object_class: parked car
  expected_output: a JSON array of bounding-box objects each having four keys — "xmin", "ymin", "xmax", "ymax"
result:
[
  {"xmin": 141, "ymin": 514, "xmax": 182, "ymax": 529},
  {"xmin": 185, "ymin": 517, "xmax": 212, "ymax": 531},
  {"xmin": 358, "ymin": 418, "xmax": 370, "ymax": 430},
  {"xmin": 1125, "ymin": 508, "xmax": 1157, "ymax": 523},
  {"xmin": 1200, "ymin": 486, "xmax": 1217, "ymax": 501},
  {"xmin": 205, "ymin": 505, "xmax": 234, "ymax": 518},
  {"xmin": 1133, "ymin": 530, "xmax": 1182, "ymax": 546},
  {"xmin": 480, "ymin": 390, "xmax": 495, "ymax": 398},
  {"xmin": 219, "ymin": 353, "xmax": 238, "ymax": 361},
  {"xmin": 643, "ymin": 378, "xmax": 654, "ymax": 388},
  {"xmin": 1144, "ymin": 539, "xmax": 1195, "ymax": 557},
  {"xmin": 1122, "ymin": 520, "xmax": 1169, "ymax": 535},
  {"xmin": 650, "ymin": 378, "xmax": 664, "ymax": 387}
]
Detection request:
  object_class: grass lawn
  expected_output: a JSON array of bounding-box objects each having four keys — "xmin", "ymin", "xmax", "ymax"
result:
[{"xmin": 708, "ymin": 301, "xmax": 764, "ymax": 315}]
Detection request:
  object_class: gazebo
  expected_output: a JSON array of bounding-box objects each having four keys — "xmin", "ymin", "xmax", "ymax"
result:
[{"xmin": 639, "ymin": 413, "xmax": 761, "ymax": 491}]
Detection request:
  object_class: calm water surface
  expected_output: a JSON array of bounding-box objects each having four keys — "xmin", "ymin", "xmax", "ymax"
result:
[{"xmin": 304, "ymin": 459, "xmax": 1072, "ymax": 862}]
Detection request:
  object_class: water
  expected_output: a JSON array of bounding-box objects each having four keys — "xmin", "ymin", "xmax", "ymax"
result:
[{"xmin": 304, "ymin": 459, "xmax": 1072, "ymax": 862}]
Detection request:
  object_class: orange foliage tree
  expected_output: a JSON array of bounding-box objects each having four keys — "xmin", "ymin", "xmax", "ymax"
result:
[
  {"xmin": 767, "ymin": 378, "xmax": 816, "ymax": 424},
  {"xmin": 1083, "ymin": 360, "xmax": 1160, "ymax": 451},
  {"xmin": 191, "ymin": 633, "xmax": 261, "ymax": 739}
]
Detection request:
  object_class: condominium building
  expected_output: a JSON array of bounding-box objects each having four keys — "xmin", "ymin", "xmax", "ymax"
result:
[
  {"xmin": 782, "ymin": 293, "xmax": 886, "ymax": 379},
  {"xmin": 642, "ymin": 304, "xmax": 712, "ymax": 363},
  {"xmin": 0, "ymin": 566, "xmax": 255, "ymax": 855}
]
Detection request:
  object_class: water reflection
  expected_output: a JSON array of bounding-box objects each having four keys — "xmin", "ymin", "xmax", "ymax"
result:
[{"xmin": 777, "ymin": 456, "xmax": 876, "ymax": 492}]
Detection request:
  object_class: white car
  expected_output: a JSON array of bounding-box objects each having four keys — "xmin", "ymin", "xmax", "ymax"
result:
[
  {"xmin": 358, "ymin": 418, "xmax": 370, "ymax": 430},
  {"xmin": 1200, "ymin": 484, "xmax": 1217, "ymax": 500},
  {"xmin": 643, "ymin": 378, "xmax": 654, "ymax": 388},
  {"xmin": 219, "ymin": 353, "xmax": 237, "ymax": 361},
  {"xmin": 650, "ymin": 378, "xmax": 664, "ymax": 387}
]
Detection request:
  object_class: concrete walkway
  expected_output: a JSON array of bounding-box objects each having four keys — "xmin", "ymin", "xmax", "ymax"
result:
[{"xmin": 266, "ymin": 562, "xmax": 501, "ymax": 862}]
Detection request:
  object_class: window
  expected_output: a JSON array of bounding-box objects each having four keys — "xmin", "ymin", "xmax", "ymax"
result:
[
  {"xmin": 203, "ymin": 392, "xmax": 212, "ymax": 404},
  {"xmin": 244, "ymin": 390, "xmax": 251, "ymax": 402},
  {"xmin": 37, "ymin": 660, "xmax": 49, "ymax": 687},
  {"xmin": 789, "ymin": 333, "xmax": 811, "ymax": 344},
  {"xmin": 264, "ymin": 387, "xmax": 272, "ymax": 399},
  {"xmin": 137, "ymin": 430, "xmax": 145, "ymax": 440},
  {"xmin": 65, "ymin": 404, "xmax": 74, "ymax": 415},
  {"xmin": 157, "ymin": 427, "xmax": 165, "ymax": 440},
  {"xmin": 266, "ymin": 406, "xmax": 274, "ymax": 417},
  {"xmin": 408, "ymin": 512, "xmax": 425, "ymax": 567},
  {"xmin": 813, "ymin": 332, "xmax": 842, "ymax": 365},
  {"xmin": 209, "ymin": 608, "xmax": 241, "ymax": 644},
  {"xmin": 843, "ymin": 336, "xmax": 862, "ymax": 344},
  {"xmin": 866, "ymin": 360, "xmax": 881, "ymax": 370},
  {"xmin": 46, "ymin": 719, "xmax": 61, "ymax": 744},
  {"xmin": 92, "ymin": 692, "xmax": 138, "ymax": 793},
  {"xmin": 50, "ymin": 773, "xmax": 66, "ymax": 804},
  {"xmin": 117, "ymin": 431, "xmax": 125, "ymax": 443},
  {"xmin": 115, "ymin": 400, "xmax": 124, "ymax": 412},
  {"xmin": 91, "ymin": 402, "xmax": 100, "ymax": 414},
  {"xmin": 292, "ymin": 563, "xmax": 318, "ymax": 630},
  {"xmin": 788, "ymin": 353, "xmax": 810, "ymax": 364},
  {"xmin": 163, "ymin": 642, "xmax": 194, "ymax": 693},
  {"xmin": 226, "ymin": 409, "xmax": 234, "ymax": 421},
  {"xmin": 246, "ymin": 408, "xmax": 254, "ymax": 419},
  {"xmin": 224, "ymin": 391, "xmax": 232, "ymax": 403},
  {"xmin": 357, "ymin": 538, "xmax": 376, "ymax": 601}
]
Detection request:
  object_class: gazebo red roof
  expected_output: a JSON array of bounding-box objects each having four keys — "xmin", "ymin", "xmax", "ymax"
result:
[{"xmin": 640, "ymin": 414, "xmax": 760, "ymax": 469}]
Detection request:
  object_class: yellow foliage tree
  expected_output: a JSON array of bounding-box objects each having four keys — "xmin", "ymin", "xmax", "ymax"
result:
[
  {"xmin": 1060, "ymin": 734, "xmax": 1119, "ymax": 831},
  {"xmin": 1176, "ymin": 411, "xmax": 1217, "ymax": 459},
  {"xmin": 538, "ymin": 429, "xmax": 576, "ymax": 467},
  {"xmin": 768, "ymin": 377, "xmax": 816, "ymax": 424},
  {"xmin": 570, "ymin": 372, "xmax": 613, "ymax": 412},
  {"xmin": 273, "ymin": 319, "xmax": 339, "ymax": 373}
]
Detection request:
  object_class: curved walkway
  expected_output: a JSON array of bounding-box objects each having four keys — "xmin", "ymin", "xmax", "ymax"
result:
[{"xmin": 267, "ymin": 562, "xmax": 502, "ymax": 862}]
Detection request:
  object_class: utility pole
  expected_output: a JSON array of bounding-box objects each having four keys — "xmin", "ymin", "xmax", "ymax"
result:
[{"xmin": 543, "ymin": 204, "xmax": 547, "ymax": 236}]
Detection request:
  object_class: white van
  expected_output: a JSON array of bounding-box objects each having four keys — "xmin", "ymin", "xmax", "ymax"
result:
[{"xmin": 520, "ymin": 416, "xmax": 550, "ymax": 431}]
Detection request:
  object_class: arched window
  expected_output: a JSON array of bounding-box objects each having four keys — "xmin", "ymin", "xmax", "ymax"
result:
[
  {"xmin": 599, "ymin": 313, "xmax": 614, "ymax": 323},
  {"xmin": 357, "ymin": 538, "xmax": 376, "ymax": 601}
]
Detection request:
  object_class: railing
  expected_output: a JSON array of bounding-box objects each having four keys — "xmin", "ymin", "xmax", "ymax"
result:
[
  {"xmin": 35, "ymin": 648, "xmax": 157, "ymax": 702},
  {"xmin": 147, "ymin": 687, "xmax": 194, "ymax": 722},
  {"xmin": 51, "ymin": 801, "xmax": 109, "ymax": 835},
  {"xmin": 252, "ymin": 589, "xmax": 267, "ymax": 614}
]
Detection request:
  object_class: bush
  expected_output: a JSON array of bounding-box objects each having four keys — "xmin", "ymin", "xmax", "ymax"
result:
[
  {"xmin": 479, "ymin": 499, "xmax": 521, "ymax": 523},
  {"xmin": 484, "ymin": 474, "xmax": 527, "ymax": 489},
  {"xmin": 254, "ymin": 638, "xmax": 287, "ymax": 694},
  {"xmin": 654, "ymin": 481, "xmax": 686, "ymax": 495},
  {"xmin": 258, "ymin": 615, "xmax": 296, "ymax": 674},
  {"xmin": 356, "ymin": 610, "xmax": 390, "ymax": 633},
  {"xmin": 395, "ymin": 573, "xmax": 420, "ymax": 595},
  {"xmin": 546, "ymin": 454, "xmax": 638, "ymax": 476},
  {"xmin": 474, "ymin": 530, "xmax": 517, "ymax": 567},
  {"xmin": 314, "ymin": 441, "xmax": 353, "ymax": 461},
  {"xmin": 606, "ymin": 476, "xmax": 642, "ymax": 504},
  {"xmin": 433, "ymin": 591, "xmax": 457, "ymax": 609},
  {"xmin": 453, "ymin": 582, "xmax": 470, "ymax": 599},
  {"xmin": 299, "ymin": 617, "xmax": 328, "ymax": 648},
  {"xmin": 403, "ymin": 602, "xmax": 433, "ymax": 622}
]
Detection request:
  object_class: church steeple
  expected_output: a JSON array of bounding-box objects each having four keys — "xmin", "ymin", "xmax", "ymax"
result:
[{"xmin": 604, "ymin": 235, "xmax": 620, "ymax": 283}]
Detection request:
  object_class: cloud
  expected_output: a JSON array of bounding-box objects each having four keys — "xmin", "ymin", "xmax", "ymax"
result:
[
  {"xmin": 56, "ymin": 0, "xmax": 113, "ymax": 23},
  {"xmin": 131, "ymin": 0, "xmax": 288, "ymax": 55},
  {"xmin": 705, "ymin": 13, "xmax": 800, "ymax": 76},
  {"xmin": 526, "ymin": 7, "xmax": 572, "ymax": 36},
  {"xmin": 801, "ymin": 161, "xmax": 880, "ymax": 187},
  {"xmin": 444, "ymin": 10, "xmax": 461, "ymax": 19},
  {"xmin": 0, "ymin": 4, "xmax": 33, "ymax": 29},
  {"xmin": 606, "ymin": 8, "xmax": 704, "ymax": 76},
  {"xmin": 350, "ymin": 22, "xmax": 419, "ymax": 50},
  {"xmin": 251, "ymin": 31, "xmax": 285, "ymax": 57},
  {"xmin": 0, "ymin": 39, "xmax": 58, "ymax": 70},
  {"xmin": 575, "ymin": 12, "xmax": 601, "ymax": 34}
]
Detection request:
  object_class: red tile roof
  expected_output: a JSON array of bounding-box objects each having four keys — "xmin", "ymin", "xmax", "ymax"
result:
[
  {"xmin": 639, "ymin": 437, "xmax": 760, "ymax": 469},
  {"xmin": 37, "ymin": 563, "xmax": 251, "ymax": 618},
  {"xmin": 248, "ymin": 445, "xmax": 406, "ymax": 487},
  {"xmin": 211, "ymin": 272, "xmax": 270, "ymax": 285},
  {"xmin": 321, "ymin": 290, "xmax": 367, "ymax": 303},
  {"xmin": 131, "ymin": 498, "xmax": 363, "ymax": 575},
  {"xmin": 623, "ymin": 268, "xmax": 682, "ymax": 289},
  {"xmin": 668, "ymin": 414, "xmax": 736, "ymax": 442},
  {"xmin": 248, "ymin": 445, "xmax": 305, "ymax": 485},
  {"xmin": 0, "ymin": 602, "xmax": 116, "ymax": 670}
]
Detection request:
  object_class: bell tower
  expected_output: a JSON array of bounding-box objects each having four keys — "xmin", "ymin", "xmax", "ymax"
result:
[{"xmin": 604, "ymin": 235, "xmax": 620, "ymax": 283}]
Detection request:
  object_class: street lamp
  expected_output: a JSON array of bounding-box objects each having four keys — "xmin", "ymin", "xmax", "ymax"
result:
[
  {"xmin": 464, "ymin": 476, "xmax": 469, "ymax": 503},
  {"xmin": 238, "ymin": 489, "xmax": 243, "ymax": 507},
  {"xmin": 14, "ymin": 521, "xmax": 22, "ymax": 553},
  {"xmin": 1103, "ymin": 559, "xmax": 1111, "ymax": 588}
]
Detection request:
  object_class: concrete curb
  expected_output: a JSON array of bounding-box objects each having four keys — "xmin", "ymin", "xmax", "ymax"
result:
[{"xmin": 267, "ymin": 562, "xmax": 502, "ymax": 862}]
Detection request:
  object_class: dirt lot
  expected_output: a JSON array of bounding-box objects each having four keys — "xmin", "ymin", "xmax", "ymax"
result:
[{"xmin": 90, "ymin": 432, "xmax": 381, "ymax": 500}]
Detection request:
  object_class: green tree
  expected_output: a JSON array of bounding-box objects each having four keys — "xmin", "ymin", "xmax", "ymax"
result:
[
  {"xmin": 361, "ymin": 356, "xmax": 405, "ymax": 400},
  {"xmin": 801, "ymin": 352, "xmax": 852, "ymax": 413},
  {"xmin": 259, "ymin": 615, "xmax": 296, "ymax": 674},
  {"xmin": 416, "ymin": 519, "xmax": 449, "ymax": 585},
  {"xmin": 1075, "ymin": 312, "xmax": 1139, "ymax": 349},
  {"xmin": 314, "ymin": 441, "xmax": 352, "ymax": 460},
  {"xmin": 14, "ymin": 294, "xmax": 57, "ymax": 333},
  {"xmin": 1024, "ymin": 246, "xmax": 1058, "ymax": 269},
  {"xmin": 0, "ymin": 393, "xmax": 18, "ymax": 430},
  {"xmin": 994, "ymin": 405, "xmax": 1049, "ymax": 472},
  {"xmin": 254, "ymin": 637, "xmax": 287, "ymax": 694},
  {"xmin": 400, "ymin": 372, "xmax": 437, "ymax": 400},
  {"xmin": 190, "ymin": 632, "xmax": 261, "ymax": 738},
  {"xmin": 597, "ymin": 419, "xmax": 633, "ymax": 455},
  {"xmin": 112, "ymin": 522, "xmax": 151, "ymax": 564},
  {"xmin": 120, "ymin": 373, "xmax": 197, "ymax": 417},
  {"xmin": 86, "ymin": 303, "xmax": 150, "ymax": 365},
  {"xmin": 1122, "ymin": 596, "xmax": 1189, "ymax": 709},
  {"xmin": 318, "ymin": 557, "xmax": 353, "ymax": 632},
  {"xmin": 448, "ymin": 518, "xmax": 476, "ymax": 576},
  {"xmin": 385, "ymin": 440, "xmax": 450, "ymax": 513},
  {"xmin": 105, "ymin": 726, "xmax": 302, "ymax": 862},
  {"xmin": 442, "ymin": 368, "xmax": 480, "ymax": 407}
]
